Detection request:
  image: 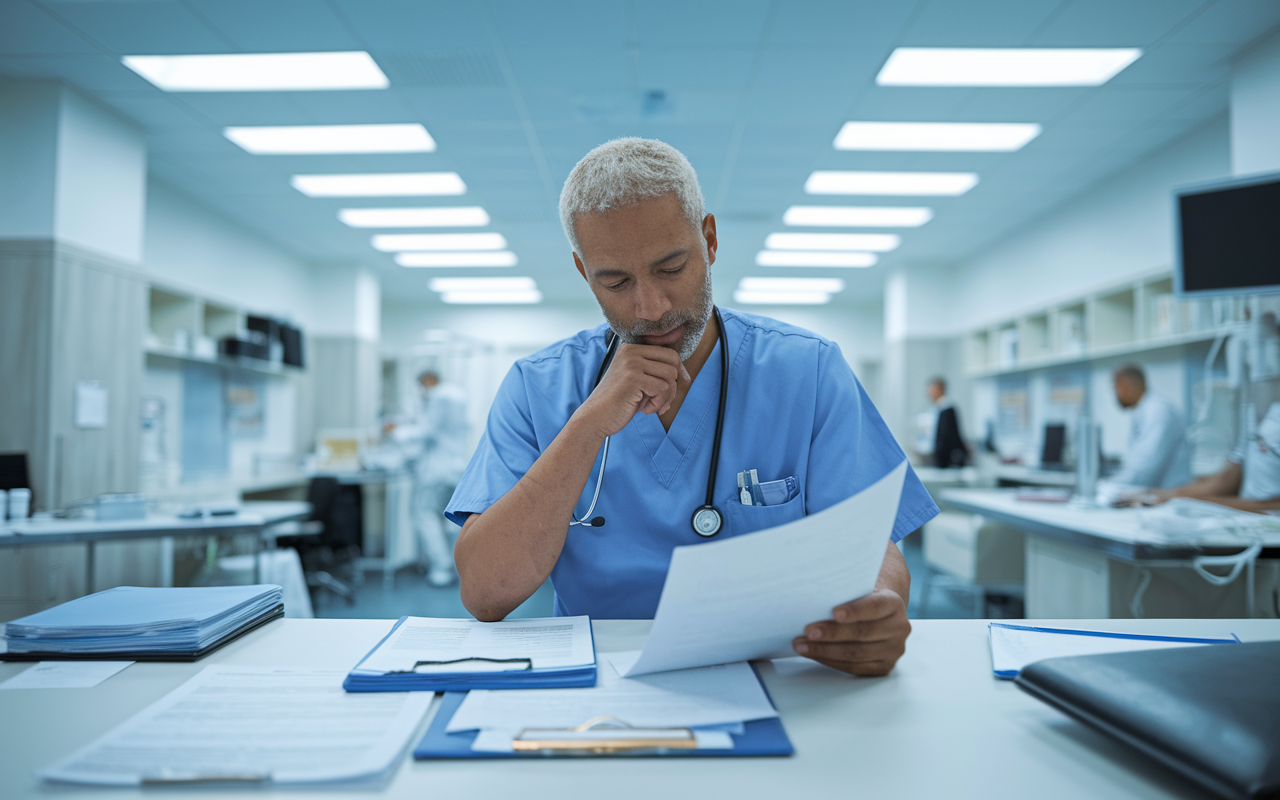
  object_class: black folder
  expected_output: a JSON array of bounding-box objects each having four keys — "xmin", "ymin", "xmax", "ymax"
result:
[{"xmin": 1016, "ymin": 640, "xmax": 1280, "ymax": 800}]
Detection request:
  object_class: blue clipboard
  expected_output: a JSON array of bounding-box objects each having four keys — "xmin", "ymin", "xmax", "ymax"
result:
[
  {"xmin": 343, "ymin": 616, "xmax": 598, "ymax": 693},
  {"xmin": 414, "ymin": 664, "xmax": 794, "ymax": 758}
]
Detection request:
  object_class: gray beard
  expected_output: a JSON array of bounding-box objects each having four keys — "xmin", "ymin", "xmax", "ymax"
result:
[{"xmin": 602, "ymin": 267, "xmax": 714, "ymax": 362}]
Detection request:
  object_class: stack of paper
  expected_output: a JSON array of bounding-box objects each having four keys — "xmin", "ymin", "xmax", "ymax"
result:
[
  {"xmin": 2, "ymin": 585, "xmax": 284, "ymax": 661},
  {"xmin": 41, "ymin": 667, "xmax": 432, "ymax": 786},
  {"xmin": 414, "ymin": 652, "xmax": 790, "ymax": 757},
  {"xmin": 344, "ymin": 616, "xmax": 597, "ymax": 692}
]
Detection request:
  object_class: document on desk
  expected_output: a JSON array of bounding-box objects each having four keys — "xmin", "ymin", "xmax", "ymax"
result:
[
  {"xmin": 446, "ymin": 654, "xmax": 777, "ymax": 752},
  {"xmin": 626, "ymin": 460, "xmax": 907, "ymax": 677},
  {"xmin": 41, "ymin": 666, "xmax": 432, "ymax": 786},
  {"xmin": 0, "ymin": 660, "xmax": 132, "ymax": 689},
  {"xmin": 356, "ymin": 615, "xmax": 593, "ymax": 672},
  {"xmin": 988, "ymin": 623, "xmax": 1240, "ymax": 679},
  {"xmin": 344, "ymin": 616, "xmax": 597, "ymax": 691}
]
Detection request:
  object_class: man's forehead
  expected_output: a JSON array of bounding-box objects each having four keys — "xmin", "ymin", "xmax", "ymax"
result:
[{"xmin": 576, "ymin": 196, "xmax": 699, "ymax": 271}]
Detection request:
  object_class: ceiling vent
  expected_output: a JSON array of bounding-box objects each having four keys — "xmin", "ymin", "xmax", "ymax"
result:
[{"xmin": 379, "ymin": 52, "xmax": 506, "ymax": 88}]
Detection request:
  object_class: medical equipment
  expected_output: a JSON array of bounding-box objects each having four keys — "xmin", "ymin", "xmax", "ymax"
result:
[{"xmin": 570, "ymin": 307, "xmax": 729, "ymax": 537}]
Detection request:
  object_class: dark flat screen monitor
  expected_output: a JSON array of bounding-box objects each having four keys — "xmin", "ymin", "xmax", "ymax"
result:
[
  {"xmin": 1041, "ymin": 424, "xmax": 1066, "ymax": 468},
  {"xmin": 1175, "ymin": 171, "xmax": 1280, "ymax": 297}
]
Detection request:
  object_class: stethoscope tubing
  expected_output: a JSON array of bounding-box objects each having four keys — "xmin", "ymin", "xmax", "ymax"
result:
[{"xmin": 570, "ymin": 307, "xmax": 729, "ymax": 535}]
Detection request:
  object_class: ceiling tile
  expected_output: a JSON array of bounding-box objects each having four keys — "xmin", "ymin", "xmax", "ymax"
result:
[
  {"xmin": 1, "ymin": 1, "xmax": 102, "ymax": 54},
  {"xmin": 186, "ymin": 0, "xmax": 362, "ymax": 52},
  {"xmin": 900, "ymin": 0, "xmax": 1064, "ymax": 46},
  {"xmin": 1031, "ymin": 0, "xmax": 1207, "ymax": 46},
  {"xmin": 43, "ymin": 0, "xmax": 234, "ymax": 53}
]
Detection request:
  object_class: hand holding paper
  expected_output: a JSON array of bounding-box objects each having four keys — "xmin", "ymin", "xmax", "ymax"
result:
[{"xmin": 626, "ymin": 461, "xmax": 909, "ymax": 676}]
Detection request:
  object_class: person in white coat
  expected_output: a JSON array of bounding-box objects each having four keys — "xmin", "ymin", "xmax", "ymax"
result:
[
  {"xmin": 387, "ymin": 371, "xmax": 471, "ymax": 587},
  {"xmin": 1107, "ymin": 364, "xmax": 1192, "ymax": 489}
]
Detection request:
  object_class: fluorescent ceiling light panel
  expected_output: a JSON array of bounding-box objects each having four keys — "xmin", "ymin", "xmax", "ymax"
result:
[
  {"xmin": 834, "ymin": 122, "xmax": 1040, "ymax": 152},
  {"xmin": 806, "ymin": 171, "xmax": 977, "ymax": 196},
  {"xmin": 441, "ymin": 291, "xmax": 542, "ymax": 305},
  {"xmin": 755, "ymin": 251, "xmax": 878, "ymax": 268},
  {"xmin": 396, "ymin": 251, "xmax": 518, "ymax": 268},
  {"xmin": 783, "ymin": 206, "xmax": 932, "ymax": 227},
  {"xmin": 733, "ymin": 290, "xmax": 831, "ymax": 305},
  {"xmin": 225, "ymin": 124, "xmax": 435, "ymax": 154},
  {"xmin": 292, "ymin": 172, "xmax": 465, "ymax": 197},
  {"xmin": 764, "ymin": 233, "xmax": 900, "ymax": 252},
  {"xmin": 739, "ymin": 277, "xmax": 845, "ymax": 293},
  {"xmin": 372, "ymin": 233, "xmax": 507, "ymax": 252},
  {"xmin": 339, "ymin": 207, "xmax": 490, "ymax": 228},
  {"xmin": 877, "ymin": 47, "xmax": 1142, "ymax": 87},
  {"xmin": 122, "ymin": 51, "xmax": 388, "ymax": 91},
  {"xmin": 428, "ymin": 277, "xmax": 536, "ymax": 292}
]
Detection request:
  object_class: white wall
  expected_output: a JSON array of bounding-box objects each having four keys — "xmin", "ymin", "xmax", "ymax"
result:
[
  {"xmin": 54, "ymin": 88, "xmax": 145, "ymax": 264},
  {"xmin": 0, "ymin": 80, "xmax": 146, "ymax": 264},
  {"xmin": 142, "ymin": 179, "xmax": 320, "ymax": 329},
  {"xmin": 1231, "ymin": 27, "xmax": 1280, "ymax": 175},
  {"xmin": 952, "ymin": 117, "xmax": 1231, "ymax": 333}
]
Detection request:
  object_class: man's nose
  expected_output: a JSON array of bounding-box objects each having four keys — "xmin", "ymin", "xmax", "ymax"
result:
[{"xmin": 633, "ymin": 280, "xmax": 673, "ymax": 321}]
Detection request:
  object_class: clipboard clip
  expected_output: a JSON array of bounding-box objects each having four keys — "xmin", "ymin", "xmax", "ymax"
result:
[
  {"xmin": 408, "ymin": 657, "xmax": 533, "ymax": 674},
  {"xmin": 512, "ymin": 715, "xmax": 697, "ymax": 753}
]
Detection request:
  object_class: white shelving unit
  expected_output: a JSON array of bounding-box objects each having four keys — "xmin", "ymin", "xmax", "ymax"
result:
[
  {"xmin": 964, "ymin": 271, "xmax": 1243, "ymax": 377},
  {"xmin": 143, "ymin": 283, "xmax": 300, "ymax": 376}
]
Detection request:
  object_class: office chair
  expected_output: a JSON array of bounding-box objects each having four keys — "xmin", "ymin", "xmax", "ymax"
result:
[{"xmin": 276, "ymin": 477, "xmax": 363, "ymax": 606}]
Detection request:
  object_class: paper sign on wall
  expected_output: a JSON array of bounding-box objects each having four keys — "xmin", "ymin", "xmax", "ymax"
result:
[{"xmin": 74, "ymin": 380, "xmax": 108, "ymax": 429}]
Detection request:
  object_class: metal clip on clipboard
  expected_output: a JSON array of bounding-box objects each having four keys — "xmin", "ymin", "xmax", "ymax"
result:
[
  {"xmin": 512, "ymin": 716, "xmax": 697, "ymax": 754},
  {"xmin": 407, "ymin": 657, "xmax": 533, "ymax": 674}
]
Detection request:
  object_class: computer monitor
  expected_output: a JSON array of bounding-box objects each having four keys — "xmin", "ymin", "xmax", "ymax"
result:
[
  {"xmin": 1041, "ymin": 424, "xmax": 1066, "ymax": 468},
  {"xmin": 0, "ymin": 453, "xmax": 30, "ymax": 491},
  {"xmin": 1174, "ymin": 171, "xmax": 1280, "ymax": 298}
]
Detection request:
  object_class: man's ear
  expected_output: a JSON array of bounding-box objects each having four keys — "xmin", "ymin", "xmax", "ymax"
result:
[
  {"xmin": 702, "ymin": 213, "xmax": 718, "ymax": 266},
  {"xmin": 573, "ymin": 252, "xmax": 588, "ymax": 282}
]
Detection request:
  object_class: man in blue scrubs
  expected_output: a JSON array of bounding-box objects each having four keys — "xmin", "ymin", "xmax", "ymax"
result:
[{"xmin": 449, "ymin": 138, "xmax": 938, "ymax": 676}]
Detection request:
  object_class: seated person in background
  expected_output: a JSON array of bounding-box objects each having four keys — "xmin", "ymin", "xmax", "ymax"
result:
[
  {"xmin": 1153, "ymin": 402, "xmax": 1280, "ymax": 513},
  {"xmin": 448, "ymin": 138, "xmax": 939, "ymax": 677},
  {"xmin": 916, "ymin": 377, "xmax": 968, "ymax": 468},
  {"xmin": 1106, "ymin": 364, "xmax": 1192, "ymax": 489}
]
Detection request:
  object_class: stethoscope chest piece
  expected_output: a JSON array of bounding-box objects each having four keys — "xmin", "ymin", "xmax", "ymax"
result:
[{"xmin": 691, "ymin": 505, "xmax": 723, "ymax": 538}]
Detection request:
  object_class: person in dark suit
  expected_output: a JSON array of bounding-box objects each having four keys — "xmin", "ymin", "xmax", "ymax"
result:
[{"xmin": 927, "ymin": 377, "xmax": 969, "ymax": 468}]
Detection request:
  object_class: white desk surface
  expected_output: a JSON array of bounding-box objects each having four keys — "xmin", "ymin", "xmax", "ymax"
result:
[
  {"xmin": 0, "ymin": 501, "xmax": 311, "ymax": 546},
  {"xmin": 2, "ymin": 616, "xmax": 1277, "ymax": 800},
  {"xmin": 942, "ymin": 488, "xmax": 1280, "ymax": 560}
]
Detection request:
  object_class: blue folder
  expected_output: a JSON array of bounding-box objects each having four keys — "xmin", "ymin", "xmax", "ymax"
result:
[
  {"xmin": 989, "ymin": 622, "xmax": 1240, "ymax": 679},
  {"xmin": 343, "ymin": 616, "xmax": 598, "ymax": 693},
  {"xmin": 413, "ymin": 664, "xmax": 794, "ymax": 758}
]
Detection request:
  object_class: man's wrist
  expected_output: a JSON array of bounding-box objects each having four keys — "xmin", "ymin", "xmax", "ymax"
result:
[{"xmin": 565, "ymin": 405, "xmax": 611, "ymax": 448}]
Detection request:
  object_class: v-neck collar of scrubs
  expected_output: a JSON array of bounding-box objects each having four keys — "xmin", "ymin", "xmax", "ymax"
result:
[{"xmin": 625, "ymin": 338, "xmax": 723, "ymax": 488}]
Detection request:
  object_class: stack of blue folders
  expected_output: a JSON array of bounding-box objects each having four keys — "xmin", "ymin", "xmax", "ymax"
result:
[{"xmin": 1, "ymin": 585, "xmax": 284, "ymax": 662}]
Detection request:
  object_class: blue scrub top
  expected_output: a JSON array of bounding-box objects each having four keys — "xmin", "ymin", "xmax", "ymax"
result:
[{"xmin": 446, "ymin": 308, "xmax": 939, "ymax": 619}]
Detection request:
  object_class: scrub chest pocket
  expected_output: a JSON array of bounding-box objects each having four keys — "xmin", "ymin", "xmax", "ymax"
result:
[{"xmin": 723, "ymin": 490, "xmax": 805, "ymax": 537}]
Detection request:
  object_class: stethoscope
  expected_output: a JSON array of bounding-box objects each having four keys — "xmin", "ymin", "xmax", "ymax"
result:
[{"xmin": 570, "ymin": 306, "xmax": 729, "ymax": 537}]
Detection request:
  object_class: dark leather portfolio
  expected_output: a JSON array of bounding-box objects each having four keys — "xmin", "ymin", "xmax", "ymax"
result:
[{"xmin": 1016, "ymin": 640, "xmax": 1280, "ymax": 800}]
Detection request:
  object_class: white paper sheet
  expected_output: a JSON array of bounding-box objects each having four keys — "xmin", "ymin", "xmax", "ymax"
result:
[
  {"xmin": 447, "ymin": 654, "xmax": 776, "ymax": 734},
  {"xmin": 40, "ymin": 667, "xmax": 432, "ymax": 786},
  {"xmin": 355, "ymin": 616, "xmax": 594, "ymax": 674},
  {"xmin": 626, "ymin": 461, "xmax": 907, "ymax": 676},
  {"xmin": 989, "ymin": 623, "xmax": 1238, "ymax": 678},
  {"xmin": 0, "ymin": 661, "xmax": 132, "ymax": 689}
]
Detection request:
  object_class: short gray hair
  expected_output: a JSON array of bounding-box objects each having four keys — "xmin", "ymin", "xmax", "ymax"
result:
[{"xmin": 558, "ymin": 137, "xmax": 706, "ymax": 257}]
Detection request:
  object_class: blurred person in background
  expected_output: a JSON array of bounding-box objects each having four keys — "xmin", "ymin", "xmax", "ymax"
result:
[
  {"xmin": 386, "ymin": 370, "xmax": 470, "ymax": 587},
  {"xmin": 916, "ymin": 377, "xmax": 968, "ymax": 468},
  {"xmin": 1107, "ymin": 363, "xmax": 1192, "ymax": 490}
]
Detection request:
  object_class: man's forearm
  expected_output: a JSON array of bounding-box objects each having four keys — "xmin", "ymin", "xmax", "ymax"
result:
[
  {"xmin": 454, "ymin": 415, "xmax": 606, "ymax": 621},
  {"xmin": 875, "ymin": 540, "xmax": 911, "ymax": 607}
]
